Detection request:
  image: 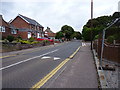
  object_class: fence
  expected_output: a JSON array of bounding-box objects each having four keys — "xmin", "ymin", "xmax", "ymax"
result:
[
  {"xmin": 93, "ymin": 18, "xmax": 120, "ymax": 88},
  {"xmin": 93, "ymin": 40, "xmax": 120, "ymax": 63}
]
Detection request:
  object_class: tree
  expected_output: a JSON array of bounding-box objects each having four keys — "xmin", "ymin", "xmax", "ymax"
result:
[
  {"xmin": 82, "ymin": 12, "xmax": 119, "ymax": 41},
  {"xmin": 82, "ymin": 26, "xmax": 92, "ymax": 41},
  {"xmin": 55, "ymin": 31, "xmax": 64, "ymax": 39},
  {"xmin": 112, "ymin": 12, "xmax": 120, "ymax": 18},
  {"xmin": 61, "ymin": 25, "xmax": 75, "ymax": 40},
  {"xmin": 71, "ymin": 32, "xmax": 82, "ymax": 40}
]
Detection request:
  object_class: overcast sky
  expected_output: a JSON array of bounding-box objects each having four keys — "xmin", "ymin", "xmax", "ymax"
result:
[{"xmin": 1, "ymin": 0, "xmax": 120, "ymax": 33}]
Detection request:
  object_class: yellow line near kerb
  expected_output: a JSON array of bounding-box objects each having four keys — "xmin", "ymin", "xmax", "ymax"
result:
[
  {"xmin": 31, "ymin": 46, "xmax": 81, "ymax": 89},
  {"xmin": 0, "ymin": 55, "xmax": 17, "ymax": 59}
]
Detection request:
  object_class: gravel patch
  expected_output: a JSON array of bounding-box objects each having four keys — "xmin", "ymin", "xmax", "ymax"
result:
[{"xmin": 102, "ymin": 59, "xmax": 120, "ymax": 88}]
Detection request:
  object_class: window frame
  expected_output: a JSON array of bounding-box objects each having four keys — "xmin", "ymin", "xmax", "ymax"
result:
[
  {"xmin": 0, "ymin": 26, "xmax": 6, "ymax": 32},
  {"xmin": 11, "ymin": 29, "xmax": 17, "ymax": 34}
]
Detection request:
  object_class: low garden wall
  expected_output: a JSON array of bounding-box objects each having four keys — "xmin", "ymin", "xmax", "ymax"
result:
[{"xmin": 1, "ymin": 42, "xmax": 54, "ymax": 53}]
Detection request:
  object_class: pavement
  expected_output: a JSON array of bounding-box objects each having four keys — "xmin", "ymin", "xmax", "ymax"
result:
[{"xmin": 43, "ymin": 42, "xmax": 99, "ymax": 88}]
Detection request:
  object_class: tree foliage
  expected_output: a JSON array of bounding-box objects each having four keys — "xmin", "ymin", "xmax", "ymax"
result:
[
  {"xmin": 55, "ymin": 31, "xmax": 64, "ymax": 39},
  {"xmin": 71, "ymin": 32, "xmax": 82, "ymax": 40},
  {"xmin": 82, "ymin": 12, "xmax": 120, "ymax": 41},
  {"xmin": 55, "ymin": 25, "xmax": 82, "ymax": 40},
  {"xmin": 61, "ymin": 25, "xmax": 75, "ymax": 40}
]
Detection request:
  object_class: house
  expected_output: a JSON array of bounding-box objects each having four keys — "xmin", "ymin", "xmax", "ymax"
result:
[
  {"xmin": 0, "ymin": 15, "xmax": 17, "ymax": 39},
  {"xmin": 0, "ymin": 15, "xmax": 11, "ymax": 39},
  {"xmin": 10, "ymin": 14, "xmax": 44, "ymax": 39},
  {"xmin": 44, "ymin": 27, "xmax": 56, "ymax": 39}
]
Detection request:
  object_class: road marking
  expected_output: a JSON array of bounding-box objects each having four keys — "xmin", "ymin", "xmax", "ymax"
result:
[
  {"xmin": 0, "ymin": 54, "xmax": 17, "ymax": 59},
  {"xmin": 31, "ymin": 58, "xmax": 70, "ymax": 89},
  {"xmin": 46, "ymin": 66, "xmax": 67, "ymax": 88},
  {"xmin": 0, "ymin": 49, "xmax": 58, "ymax": 71},
  {"xmin": 31, "ymin": 46, "xmax": 81, "ymax": 89},
  {"xmin": 69, "ymin": 47, "xmax": 80, "ymax": 59},
  {"xmin": 41, "ymin": 56, "xmax": 51, "ymax": 59},
  {"xmin": 41, "ymin": 56, "xmax": 61, "ymax": 61},
  {"xmin": 82, "ymin": 42, "xmax": 86, "ymax": 46},
  {"xmin": 54, "ymin": 57, "xmax": 60, "ymax": 60}
]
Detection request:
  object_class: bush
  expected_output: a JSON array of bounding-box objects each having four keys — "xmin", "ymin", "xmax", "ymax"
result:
[
  {"xmin": 43, "ymin": 40, "xmax": 50, "ymax": 43},
  {"xmin": 17, "ymin": 36, "xmax": 22, "ymax": 40},
  {"xmin": 7, "ymin": 35, "xmax": 15, "ymax": 42},
  {"xmin": 18, "ymin": 40, "xmax": 41, "ymax": 44},
  {"xmin": 94, "ymin": 35, "xmax": 99, "ymax": 40},
  {"xmin": 19, "ymin": 40, "xmax": 31, "ymax": 44},
  {"xmin": 31, "ymin": 41, "xmax": 40, "ymax": 44},
  {"xmin": 113, "ymin": 33, "xmax": 120, "ymax": 41},
  {"xmin": 29, "ymin": 37, "xmax": 35, "ymax": 42},
  {"xmin": 107, "ymin": 35, "xmax": 115, "ymax": 44}
]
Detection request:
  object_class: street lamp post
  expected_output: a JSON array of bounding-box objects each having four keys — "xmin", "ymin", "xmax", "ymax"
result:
[{"xmin": 91, "ymin": 0, "xmax": 93, "ymax": 50}]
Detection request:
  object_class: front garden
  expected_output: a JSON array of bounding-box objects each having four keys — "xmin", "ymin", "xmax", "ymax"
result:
[{"xmin": 1, "ymin": 35, "xmax": 54, "ymax": 52}]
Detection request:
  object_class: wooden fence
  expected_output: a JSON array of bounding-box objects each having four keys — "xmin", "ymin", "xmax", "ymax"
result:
[{"xmin": 93, "ymin": 39, "xmax": 120, "ymax": 63}]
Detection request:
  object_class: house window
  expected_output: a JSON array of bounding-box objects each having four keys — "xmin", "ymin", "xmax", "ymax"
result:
[
  {"xmin": 40, "ymin": 28, "xmax": 42, "ymax": 31},
  {"xmin": 28, "ymin": 32, "xmax": 31, "ymax": 38},
  {"xmin": 11, "ymin": 29, "xmax": 17, "ymax": 34},
  {"xmin": 0, "ymin": 26, "xmax": 6, "ymax": 32},
  {"xmin": 31, "ymin": 25, "xmax": 35, "ymax": 30},
  {"xmin": 37, "ymin": 33, "xmax": 40, "ymax": 38},
  {"xmin": 37, "ymin": 26, "xmax": 39, "ymax": 30}
]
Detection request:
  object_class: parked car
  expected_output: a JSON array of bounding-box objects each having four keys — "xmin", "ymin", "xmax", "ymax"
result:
[{"xmin": 37, "ymin": 38, "xmax": 54, "ymax": 42}]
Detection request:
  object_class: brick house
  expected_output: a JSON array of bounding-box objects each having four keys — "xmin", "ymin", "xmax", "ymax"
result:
[
  {"xmin": 10, "ymin": 14, "xmax": 44, "ymax": 39},
  {"xmin": 44, "ymin": 27, "xmax": 56, "ymax": 39},
  {"xmin": 0, "ymin": 15, "xmax": 11, "ymax": 39}
]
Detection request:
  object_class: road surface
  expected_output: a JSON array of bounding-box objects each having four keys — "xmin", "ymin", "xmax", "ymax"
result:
[{"xmin": 2, "ymin": 40, "xmax": 81, "ymax": 88}]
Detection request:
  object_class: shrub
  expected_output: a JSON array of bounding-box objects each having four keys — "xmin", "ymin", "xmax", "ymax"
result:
[
  {"xmin": 19, "ymin": 40, "xmax": 31, "ymax": 44},
  {"xmin": 31, "ymin": 41, "xmax": 40, "ymax": 44},
  {"xmin": 43, "ymin": 40, "xmax": 50, "ymax": 43},
  {"xmin": 94, "ymin": 35, "xmax": 99, "ymax": 40},
  {"xmin": 107, "ymin": 35, "xmax": 115, "ymax": 44},
  {"xmin": 4, "ymin": 39, "xmax": 9, "ymax": 42},
  {"xmin": 7, "ymin": 35, "xmax": 15, "ymax": 42},
  {"xmin": 113, "ymin": 33, "xmax": 120, "ymax": 41},
  {"xmin": 29, "ymin": 37, "xmax": 35, "ymax": 42},
  {"xmin": 17, "ymin": 36, "xmax": 22, "ymax": 40}
]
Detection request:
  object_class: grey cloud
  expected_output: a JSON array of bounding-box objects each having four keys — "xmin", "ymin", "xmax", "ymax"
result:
[{"xmin": 1, "ymin": 0, "xmax": 120, "ymax": 33}]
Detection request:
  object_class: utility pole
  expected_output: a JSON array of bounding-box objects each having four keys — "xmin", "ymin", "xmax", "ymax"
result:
[{"xmin": 91, "ymin": 0, "xmax": 93, "ymax": 50}]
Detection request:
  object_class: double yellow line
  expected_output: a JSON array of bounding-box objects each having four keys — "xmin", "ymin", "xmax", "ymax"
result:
[
  {"xmin": 0, "ymin": 54, "xmax": 17, "ymax": 59},
  {"xmin": 31, "ymin": 46, "xmax": 81, "ymax": 89}
]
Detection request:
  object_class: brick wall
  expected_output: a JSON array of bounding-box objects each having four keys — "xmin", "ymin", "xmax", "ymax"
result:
[
  {"xmin": 0, "ymin": 16, "xmax": 11, "ymax": 38},
  {"xmin": 1, "ymin": 27, "xmax": 11, "ymax": 38},
  {"xmin": 10, "ymin": 16, "xmax": 30, "ymax": 39},
  {"xmin": 11, "ymin": 16, "xmax": 30, "ymax": 29},
  {"xmin": 18, "ymin": 31, "xmax": 28, "ymax": 39}
]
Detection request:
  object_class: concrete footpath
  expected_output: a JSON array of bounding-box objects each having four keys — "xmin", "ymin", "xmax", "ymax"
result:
[{"xmin": 46, "ymin": 43, "xmax": 98, "ymax": 88}]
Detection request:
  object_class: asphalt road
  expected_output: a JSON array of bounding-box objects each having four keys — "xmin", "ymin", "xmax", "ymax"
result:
[{"xmin": 2, "ymin": 40, "xmax": 81, "ymax": 88}]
